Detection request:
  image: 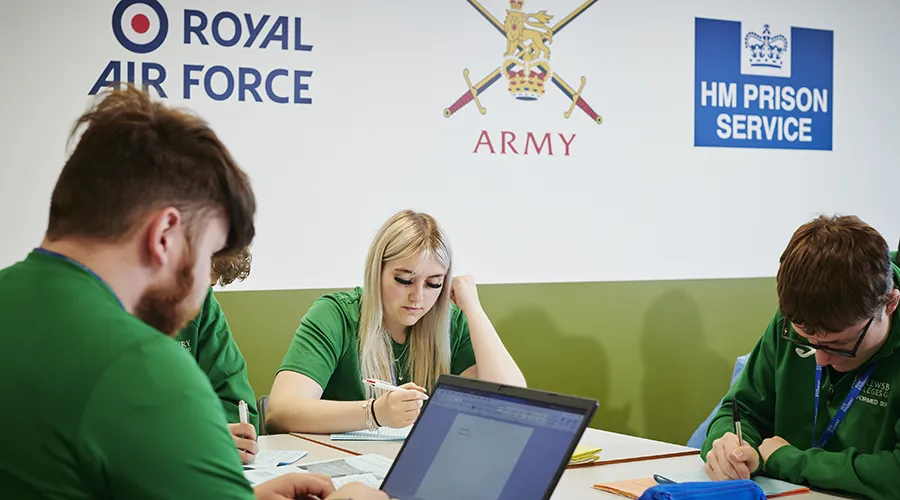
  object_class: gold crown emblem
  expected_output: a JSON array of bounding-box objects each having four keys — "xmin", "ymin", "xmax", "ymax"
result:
[
  {"xmin": 509, "ymin": 0, "xmax": 524, "ymax": 10},
  {"xmin": 505, "ymin": 64, "xmax": 548, "ymax": 100}
]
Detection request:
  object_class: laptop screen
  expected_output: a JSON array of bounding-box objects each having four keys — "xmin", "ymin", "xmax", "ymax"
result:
[{"xmin": 381, "ymin": 383, "xmax": 589, "ymax": 500}]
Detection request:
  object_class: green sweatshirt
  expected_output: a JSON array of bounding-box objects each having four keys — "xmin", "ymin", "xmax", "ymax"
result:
[
  {"xmin": 702, "ymin": 265, "xmax": 900, "ymax": 499},
  {"xmin": 175, "ymin": 289, "xmax": 259, "ymax": 432}
]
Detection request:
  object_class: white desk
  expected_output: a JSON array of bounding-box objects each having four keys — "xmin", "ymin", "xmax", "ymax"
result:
[
  {"xmin": 574, "ymin": 428, "xmax": 699, "ymax": 464},
  {"xmin": 292, "ymin": 427, "xmax": 700, "ymax": 464},
  {"xmin": 257, "ymin": 433, "xmax": 349, "ymax": 462},
  {"xmin": 261, "ymin": 432, "xmax": 850, "ymax": 499}
]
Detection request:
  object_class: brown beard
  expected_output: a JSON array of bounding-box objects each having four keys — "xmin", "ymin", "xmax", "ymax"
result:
[{"xmin": 134, "ymin": 246, "xmax": 199, "ymax": 337}]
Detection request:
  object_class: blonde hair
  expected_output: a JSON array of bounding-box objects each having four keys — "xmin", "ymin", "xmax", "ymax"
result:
[{"xmin": 358, "ymin": 210, "xmax": 453, "ymax": 397}]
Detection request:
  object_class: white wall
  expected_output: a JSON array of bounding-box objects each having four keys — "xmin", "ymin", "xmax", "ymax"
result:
[{"xmin": 1, "ymin": 0, "xmax": 898, "ymax": 291}]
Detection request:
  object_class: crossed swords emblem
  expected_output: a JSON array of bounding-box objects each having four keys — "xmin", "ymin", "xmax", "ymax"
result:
[{"xmin": 443, "ymin": 0, "xmax": 602, "ymax": 124}]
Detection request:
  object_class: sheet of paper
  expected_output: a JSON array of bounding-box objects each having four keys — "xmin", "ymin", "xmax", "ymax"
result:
[
  {"xmin": 243, "ymin": 450, "xmax": 308, "ymax": 469},
  {"xmin": 300, "ymin": 459, "xmax": 368, "ymax": 478},
  {"xmin": 750, "ymin": 476, "xmax": 811, "ymax": 496},
  {"xmin": 345, "ymin": 454, "xmax": 394, "ymax": 474},
  {"xmin": 243, "ymin": 465, "xmax": 307, "ymax": 486},
  {"xmin": 332, "ymin": 473, "xmax": 382, "ymax": 489},
  {"xmin": 297, "ymin": 454, "xmax": 393, "ymax": 485},
  {"xmin": 331, "ymin": 425, "xmax": 413, "ymax": 441}
]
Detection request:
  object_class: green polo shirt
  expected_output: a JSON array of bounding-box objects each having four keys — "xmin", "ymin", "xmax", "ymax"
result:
[
  {"xmin": 278, "ymin": 287, "xmax": 476, "ymax": 401},
  {"xmin": 0, "ymin": 250, "xmax": 254, "ymax": 499},
  {"xmin": 175, "ymin": 289, "xmax": 259, "ymax": 432}
]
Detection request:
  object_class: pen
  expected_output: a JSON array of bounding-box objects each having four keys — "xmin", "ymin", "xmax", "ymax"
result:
[
  {"xmin": 239, "ymin": 400, "xmax": 249, "ymax": 425},
  {"xmin": 732, "ymin": 397, "xmax": 744, "ymax": 447},
  {"xmin": 363, "ymin": 378, "xmax": 429, "ymax": 400},
  {"xmin": 236, "ymin": 400, "xmax": 253, "ymax": 456}
]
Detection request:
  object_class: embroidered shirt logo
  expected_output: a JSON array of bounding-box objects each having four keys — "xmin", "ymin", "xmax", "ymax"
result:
[{"xmin": 858, "ymin": 380, "xmax": 891, "ymax": 408}]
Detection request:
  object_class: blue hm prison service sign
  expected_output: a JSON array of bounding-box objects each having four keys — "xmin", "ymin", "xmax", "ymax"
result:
[{"xmin": 694, "ymin": 18, "xmax": 833, "ymax": 150}]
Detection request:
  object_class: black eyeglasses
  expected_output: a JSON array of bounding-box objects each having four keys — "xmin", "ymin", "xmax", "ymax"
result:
[{"xmin": 781, "ymin": 317, "xmax": 873, "ymax": 358}]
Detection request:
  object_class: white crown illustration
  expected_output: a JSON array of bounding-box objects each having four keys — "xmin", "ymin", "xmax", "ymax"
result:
[{"xmin": 744, "ymin": 24, "xmax": 788, "ymax": 69}]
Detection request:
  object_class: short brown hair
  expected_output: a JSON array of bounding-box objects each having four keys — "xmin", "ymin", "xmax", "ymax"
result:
[
  {"xmin": 212, "ymin": 247, "xmax": 252, "ymax": 286},
  {"xmin": 46, "ymin": 85, "xmax": 255, "ymax": 256},
  {"xmin": 777, "ymin": 215, "xmax": 893, "ymax": 334}
]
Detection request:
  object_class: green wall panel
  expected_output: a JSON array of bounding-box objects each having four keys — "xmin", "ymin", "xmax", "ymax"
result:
[{"xmin": 216, "ymin": 277, "xmax": 776, "ymax": 445}]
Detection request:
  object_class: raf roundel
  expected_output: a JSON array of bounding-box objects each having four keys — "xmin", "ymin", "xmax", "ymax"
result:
[{"xmin": 112, "ymin": 0, "xmax": 168, "ymax": 54}]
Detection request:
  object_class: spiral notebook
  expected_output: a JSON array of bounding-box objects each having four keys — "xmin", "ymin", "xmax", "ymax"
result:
[{"xmin": 331, "ymin": 425, "xmax": 413, "ymax": 441}]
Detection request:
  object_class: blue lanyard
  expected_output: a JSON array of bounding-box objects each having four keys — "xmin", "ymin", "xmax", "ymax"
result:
[
  {"xmin": 35, "ymin": 248, "xmax": 124, "ymax": 309},
  {"xmin": 812, "ymin": 362, "xmax": 876, "ymax": 448}
]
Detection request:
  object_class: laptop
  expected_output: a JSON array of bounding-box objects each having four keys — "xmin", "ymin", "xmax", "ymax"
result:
[{"xmin": 380, "ymin": 374, "xmax": 598, "ymax": 500}]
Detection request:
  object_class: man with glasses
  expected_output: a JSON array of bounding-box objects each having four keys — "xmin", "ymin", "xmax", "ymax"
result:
[{"xmin": 702, "ymin": 215, "xmax": 900, "ymax": 500}]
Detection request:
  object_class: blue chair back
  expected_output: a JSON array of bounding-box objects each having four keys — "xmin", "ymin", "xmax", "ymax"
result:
[{"xmin": 686, "ymin": 354, "xmax": 749, "ymax": 448}]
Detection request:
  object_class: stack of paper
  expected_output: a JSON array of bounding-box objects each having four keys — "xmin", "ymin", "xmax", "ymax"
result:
[
  {"xmin": 244, "ymin": 465, "xmax": 307, "ymax": 486},
  {"xmin": 592, "ymin": 478, "xmax": 658, "ymax": 499},
  {"xmin": 332, "ymin": 473, "xmax": 382, "ymax": 489},
  {"xmin": 241, "ymin": 451, "xmax": 309, "ymax": 487},
  {"xmin": 296, "ymin": 454, "xmax": 394, "ymax": 488},
  {"xmin": 331, "ymin": 425, "xmax": 413, "ymax": 441},
  {"xmin": 569, "ymin": 445, "xmax": 602, "ymax": 466},
  {"xmin": 242, "ymin": 450, "xmax": 308, "ymax": 469}
]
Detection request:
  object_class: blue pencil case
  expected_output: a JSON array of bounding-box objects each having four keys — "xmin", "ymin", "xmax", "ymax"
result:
[{"xmin": 638, "ymin": 480, "xmax": 767, "ymax": 500}]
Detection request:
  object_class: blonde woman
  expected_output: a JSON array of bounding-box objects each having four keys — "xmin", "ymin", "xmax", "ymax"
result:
[{"xmin": 266, "ymin": 210, "xmax": 526, "ymax": 433}]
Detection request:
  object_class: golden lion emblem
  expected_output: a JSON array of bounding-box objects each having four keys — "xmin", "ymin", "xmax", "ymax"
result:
[{"xmin": 503, "ymin": 9, "xmax": 554, "ymax": 60}]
